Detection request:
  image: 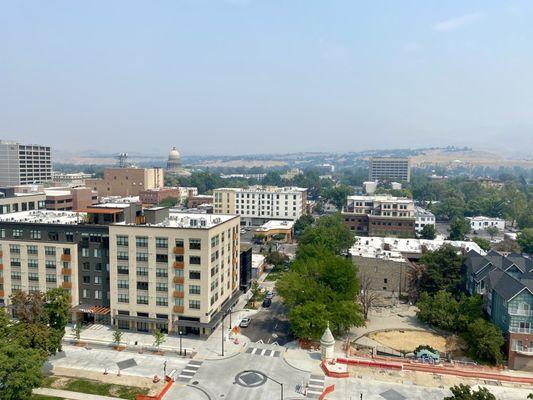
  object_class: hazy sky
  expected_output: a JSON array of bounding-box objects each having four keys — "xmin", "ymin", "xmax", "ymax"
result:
[{"xmin": 1, "ymin": 1, "xmax": 533, "ymax": 156}]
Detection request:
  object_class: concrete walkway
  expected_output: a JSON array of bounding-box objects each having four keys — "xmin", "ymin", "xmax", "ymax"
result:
[{"xmin": 33, "ymin": 387, "xmax": 121, "ymax": 399}]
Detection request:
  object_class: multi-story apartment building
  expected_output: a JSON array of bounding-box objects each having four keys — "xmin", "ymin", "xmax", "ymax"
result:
[
  {"xmin": 0, "ymin": 140, "xmax": 52, "ymax": 186},
  {"xmin": 139, "ymin": 187, "xmax": 181, "ymax": 206},
  {"xmin": 466, "ymin": 216, "xmax": 505, "ymax": 232},
  {"xmin": 86, "ymin": 167, "xmax": 164, "ymax": 198},
  {"xmin": 463, "ymin": 250, "xmax": 533, "ymax": 371},
  {"xmin": 109, "ymin": 208, "xmax": 241, "ymax": 335},
  {"xmin": 342, "ymin": 195, "xmax": 416, "ymax": 237},
  {"xmin": 369, "ymin": 157, "xmax": 411, "ymax": 182},
  {"xmin": 0, "ymin": 186, "xmax": 46, "ymax": 214},
  {"xmin": 213, "ymin": 186, "xmax": 307, "ymax": 226},
  {"xmin": 0, "ymin": 210, "xmax": 110, "ymax": 323}
]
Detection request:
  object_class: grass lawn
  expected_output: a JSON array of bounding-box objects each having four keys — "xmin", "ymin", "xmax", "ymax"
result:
[{"xmin": 41, "ymin": 376, "xmax": 149, "ymax": 400}]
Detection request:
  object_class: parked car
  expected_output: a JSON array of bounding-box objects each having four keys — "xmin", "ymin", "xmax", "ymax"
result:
[
  {"xmin": 262, "ymin": 298, "xmax": 272, "ymax": 308},
  {"xmin": 239, "ymin": 317, "xmax": 251, "ymax": 328}
]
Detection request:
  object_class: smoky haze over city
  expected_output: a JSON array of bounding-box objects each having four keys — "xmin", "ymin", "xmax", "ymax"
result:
[{"xmin": 1, "ymin": 1, "xmax": 533, "ymax": 156}]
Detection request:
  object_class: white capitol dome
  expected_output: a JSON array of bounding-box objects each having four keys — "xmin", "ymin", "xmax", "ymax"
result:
[
  {"xmin": 167, "ymin": 146, "xmax": 181, "ymax": 170},
  {"xmin": 169, "ymin": 146, "xmax": 181, "ymax": 160}
]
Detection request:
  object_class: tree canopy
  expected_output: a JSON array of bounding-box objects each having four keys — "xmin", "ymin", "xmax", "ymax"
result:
[
  {"xmin": 518, "ymin": 228, "xmax": 533, "ymax": 254},
  {"xmin": 444, "ymin": 384, "xmax": 496, "ymax": 400},
  {"xmin": 298, "ymin": 214, "xmax": 355, "ymax": 254},
  {"xmin": 417, "ymin": 244, "xmax": 465, "ymax": 296}
]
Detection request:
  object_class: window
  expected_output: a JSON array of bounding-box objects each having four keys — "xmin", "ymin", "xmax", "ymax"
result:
[
  {"xmin": 137, "ymin": 296, "xmax": 149, "ymax": 305},
  {"xmin": 10, "ymin": 244, "xmax": 20, "ymax": 254},
  {"xmin": 30, "ymin": 230, "xmax": 41, "ymax": 240},
  {"xmin": 10, "ymin": 258, "xmax": 21, "ymax": 267},
  {"xmin": 136, "ymin": 236, "xmax": 148, "ymax": 247},
  {"xmin": 189, "ymin": 271, "xmax": 201, "ymax": 280},
  {"xmin": 136, "ymin": 252, "xmax": 148, "ymax": 262},
  {"xmin": 65, "ymin": 232, "xmax": 74, "ymax": 242},
  {"xmin": 94, "ymin": 290, "xmax": 102, "ymax": 299},
  {"xmin": 82, "ymin": 289, "xmax": 90, "ymax": 298},
  {"xmin": 136, "ymin": 267, "xmax": 148, "ymax": 276},
  {"xmin": 28, "ymin": 259, "xmax": 38, "ymax": 268},
  {"xmin": 175, "ymin": 284, "xmax": 184, "ymax": 292},
  {"xmin": 156, "ymin": 282, "xmax": 168, "ymax": 292},
  {"xmin": 175, "ymin": 268, "xmax": 184, "ymax": 277},
  {"xmin": 189, "ymin": 239, "xmax": 201, "ymax": 250},
  {"xmin": 174, "ymin": 298, "xmax": 184, "ymax": 306},
  {"xmin": 27, "ymin": 245, "xmax": 38, "ymax": 255},
  {"xmin": 46, "ymin": 260, "xmax": 56, "ymax": 269},
  {"xmin": 13, "ymin": 229, "xmax": 23, "ymax": 238},
  {"xmin": 155, "ymin": 237, "xmax": 168, "ymax": 248},
  {"xmin": 116, "ymin": 235, "xmax": 129, "ymax": 246},
  {"xmin": 189, "ymin": 300, "xmax": 201, "ymax": 309},
  {"xmin": 117, "ymin": 280, "xmax": 129, "ymax": 289},
  {"xmin": 117, "ymin": 265, "xmax": 129, "ymax": 275},
  {"xmin": 156, "ymin": 297, "xmax": 168, "ymax": 307},
  {"xmin": 11, "ymin": 271, "xmax": 22, "ymax": 280},
  {"xmin": 117, "ymin": 251, "xmax": 129, "ymax": 261},
  {"xmin": 82, "ymin": 248, "xmax": 89, "ymax": 257},
  {"xmin": 175, "ymin": 254, "xmax": 184, "ymax": 262},
  {"xmin": 189, "ymin": 256, "xmax": 201, "ymax": 265},
  {"xmin": 46, "ymin": 274, "xmax": 57, "ymax": 283},
  {"xmin": 175, "ymin": 239, "xmax": 184, "ymax": 248},
  {"xmin": 94, "ymin": 276, "xmax": 102, "ymax": 284},
  {"xmin": 156, "ymin": 268, "xmax": 168, "ymax": 277},
  {"xmin": 45, "ymin": 246, "xmax": 56, "ymax": 256},
  {"xmin": 83, "ymin": 275, "xmax": 90, "ymax": 284},
  {"xmin": 189, "ymin": 285, "xmax": 200, "ymax": 295},
  {"xmin": 118, "ymin": 294, "xmax": 129, "ymax": 303},
  {"xmin": 28, "ymin": 273, "xmax": 39, "ymax": 281},
  {"xmin": 137, "ymin": 281, "xmax": 149, "ymax": 291}
]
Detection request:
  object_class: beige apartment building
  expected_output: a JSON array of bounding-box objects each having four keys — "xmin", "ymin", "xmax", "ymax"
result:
[
  {"xmin": 213, "ymin": 186, "xmax": 307, "ymax": 226},
  {"xmin": 45, "ymin": 187, "xmax": 98, "ymax": 211},
  {"xmin": 0, "ymin": 188, "xmax": 46, "ymax": 214},
  {"xmin": 109, "ymin": 208, "xmax": 240, "ymax": 335},
  {"xmin": 87, "ymin": 167, "xmax": 164, "ymax": 198}
]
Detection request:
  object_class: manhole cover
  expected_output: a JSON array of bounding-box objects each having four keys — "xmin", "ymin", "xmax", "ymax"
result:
[
  {"xmin": 192, "ymin": 381, "xmax": 199, "ymax": 385},
  {"xmin": 234, "ymin": 371, "xmax": 267, "ymax": 388}
]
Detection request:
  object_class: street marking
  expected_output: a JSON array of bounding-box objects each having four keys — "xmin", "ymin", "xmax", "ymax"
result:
[{"xmin": 260, "ymin": 349, "xmax": 267, "ymax": 356}]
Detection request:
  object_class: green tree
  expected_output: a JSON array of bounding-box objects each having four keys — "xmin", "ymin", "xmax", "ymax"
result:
[
  {"xmin": 503, "ymin": 182, "xmax": 527, "ymax": 227},
  {"xmin": 444, "ymin": 384, "xmax": 496, "ymax": 400},
  {"xmin": 472, "ymin": 237, "xmax": 490, "ymax": 252},
  {"xmin": 465, "ymin": 319, "xmax": 504, "ymax": 365},
  {"xmin": 294, "ymin": 214, "xmax": 314, "ymax": 238},
  {"xmin": 288, "ymin": 302, "xmax": 329, "ymax": 341},
  {"xmin": 153, "ymin": 329, "xmax": 166, "ymax": 350},
  {"xmin": 320, "ymin": 185, "xmax": 353, "ymax": 209},
  {"xmin": 485, "ymin": 226, "xmax": 499, "ymax": 240},
  {"xmin": 518, "ymin": 228, "xmax": 533, "ymax": 254},
  {"xmin": 113, "ymin": 326, "xmax": 124, "ymax": 347},
  {"xmin": 265, "ymin": 251, "xmax": 289, "ymax": 266},
  {"xmin": 159, "ymin": 197, "xmax": 180, "ymax": 207},
  {"xmin": 0, "ymin": 340, "xmax": 46, "ymax": 400},
  {"xmin": 419, "ymin": 224, "xmax": 436, "ymax": 240},
  {"xmin": 298, "ymin": 214, "xmax": 355, "ymax": 254},
  {"xmin": 418, "ymin": 245, "xmax": 465, "ymax": 295},
  {"xmin": 73, "ymin": 322, "xmax": 82, "ymax": 342},
  {"xmin": 448, "ymin": 218, "xmax": 471, "ymax": 240}
]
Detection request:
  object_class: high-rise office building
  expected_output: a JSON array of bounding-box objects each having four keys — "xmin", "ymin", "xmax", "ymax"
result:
[
  {"xmin": 368, "ymin": 157, "xmax": 411, "ymax": 182},
  {"xmin": 0, "ymin": 140, "xmax": 52, "ymax": 186}
]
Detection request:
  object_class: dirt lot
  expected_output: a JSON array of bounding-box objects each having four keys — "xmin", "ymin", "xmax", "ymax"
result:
[{"xmin": 368, "ymin": 330, "xmax": 447, "ymax": 353}]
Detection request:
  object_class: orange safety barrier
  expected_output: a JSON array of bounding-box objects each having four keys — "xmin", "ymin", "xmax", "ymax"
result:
[
  {"xmin": 319, "ymin": 384, "xmax": 335, "ymax": 400},
  {"xmin": 136, "ymin": 377, "xmax": 174, "ymax": 400},
  {"xmin": 321, "ymin": 361, "xmax": 350, "ymax": 378},
  {"xmin": 337, "ymin": 357, "xmax": 403, "ymax": 371}
]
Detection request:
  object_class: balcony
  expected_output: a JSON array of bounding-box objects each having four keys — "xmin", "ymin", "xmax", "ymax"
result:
[
  {"xmin": 0, "ymin": 263, "xmax": 3, "ymax": 270},
  {"xmin": 513, "ymin": 346, "xmax": 533, "ymax": 356},
  {"xmin": 61, "ymin": 268, "xmax": 72, "ymax": 275},
  {"xmin": 173, "ymin": 306, "xmax": 184, "ymax": 313},
  {"xmin": 173, "ymin": 291, "xmax": 184, "ymax": 298},
  {"xmin": 0, "ymin": 277, "xmax": 3, "ymax": 284},
  {"xmin": 509, "ymin": 309, "xmax": 533, "ymax": 317},
  {"xmin": 173, "ymin": 261, "xmax": 184, "ymax": 269},
  {"xmin": 0, "ymin": 290, "xmax": 4, "ymax": 297},
  {"xmin": 61, "ymin": 282, "xmax": 72, "ymax": 289},
  {"xmin": 173, "ymin": 247, "xmax": 184, "ymax": 255},
  {"xmin": 509, "ymin": 327, "xmax": 533, "ymax": 334},
  {"xmin": 173, "ymin": 276, "xmax": 184, "ymax": 284},
  {"xmin": 61, "ymin": 254, "xmax": 71, "ymax": 262}
]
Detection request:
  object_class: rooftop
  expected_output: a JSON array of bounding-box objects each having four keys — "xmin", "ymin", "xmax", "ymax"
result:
[
  {"xmin": 466, "ymin": 216, "xmax": 505, "ymax": 222},
  {"xmin": 118, "ymin": 211, "xmax": 236, "ymax": 229},
  {"xmin": 350, "ymin": 236, "xmax": 485, "ymax": 262},
  {"xmin": 100, "ymin": 196, "xmax": 140, "ymax": 204},
  {"xmin": 216, "ymin": 185, "xmax": 307, "ymax": 193},
  {"xmin": 415, "ymin": 206, "xmax": 435, "ymax": 217},
  {"xmin": 256, "ymin": 219, "xmax": 295, "ymax": 232},
  {"xmin": 0, "ymin": 210, "xmax": 85, "ymax": 225},
  {"xmin": 347, "ymin": 194, "xmax": 413, "ymax": 204}
]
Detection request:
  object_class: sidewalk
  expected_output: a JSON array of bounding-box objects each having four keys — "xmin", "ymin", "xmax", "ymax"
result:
[{"xmin": 33, "ymin": 387, "xmax": 121, "ymax": 400}]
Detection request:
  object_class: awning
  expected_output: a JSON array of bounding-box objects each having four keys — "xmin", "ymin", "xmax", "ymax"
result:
[
  {"xmin": 114, "ymin": 314, "xmax": 169, "ymax": 324},
  {"xmin": 72, "ymin": 305, "xmax": 111, "ymax": 315}
]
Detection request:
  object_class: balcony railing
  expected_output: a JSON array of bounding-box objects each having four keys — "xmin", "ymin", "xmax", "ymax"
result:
[
  {"xmin": 173, "ymin": 291, "xmax": 184, "ymax": 298},
  {"xmin": 173, "ymin": 306, "xmax": 184, "ymax": 313},
  {"xmin": 61, "ymin": 282, "xmax": 72, "ymax": 289},
  {"xmin": 509, "ymin": 327, "xmax": 533, "ymax": 334},
  {"xmin": 173, "ymin": 276, "xmax": 184, "ymax": 284},
  {"xmin": 173, "ymin": 247, "xmax": 184, "ymax": 255},
  {"xmin": 509, "ymin": 309, "xmax": 533, "ymax": 317},
  {"xmin": 61, "ymin": 268, "xmax": 72, "ymax": 275},
  {"xmin": 513, "ymin": 347, "xmax": 533, "ymax": 356},
  {"xmin": 61, "ymin": 254, "xmax": 71, "ymax": 262},
  {"xmin": 173, "ymin": 261, "xmax": 184, "ymax": 269}
]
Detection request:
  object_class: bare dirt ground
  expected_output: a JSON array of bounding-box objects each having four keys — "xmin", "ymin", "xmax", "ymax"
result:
[{"xmin": 368, "ymin": 330, "xmax": 447, "ymax": 353}]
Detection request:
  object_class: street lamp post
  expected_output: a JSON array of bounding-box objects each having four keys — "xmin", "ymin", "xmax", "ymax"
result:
[
  {"xmin": 179, "ymin": 330, "xmax": 183, "ymax": 356},
  {"xmin": 221, "ymin": 313, "xmax": 225, "ymax": 356}
]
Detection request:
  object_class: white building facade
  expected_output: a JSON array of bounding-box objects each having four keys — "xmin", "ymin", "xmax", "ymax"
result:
[
  {"xmin": 415, "ymin": 206, "xmax": 436, "ymax": 234},
  {"xmin": 467, "ymin": 216, "xmax": 505, "ymax": 232}
]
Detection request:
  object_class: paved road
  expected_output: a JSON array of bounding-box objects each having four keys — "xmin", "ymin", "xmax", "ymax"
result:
[{"xmin": 240, "ymin": 294, "xmax": 292, "ymax": 346}]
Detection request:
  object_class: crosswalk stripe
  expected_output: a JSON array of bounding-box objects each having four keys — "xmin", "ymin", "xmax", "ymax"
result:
[
  {"xmin": 186, "ymin": 365, "xmax": 200, "ymax": 370},
  {"xmin": 182, "ymin": 369, "xmax": 197, "ymax": 374},
  {"xmin": 309, "ymin": 378, "xmax": 324, "ymax": 383},
  {"xmin": 260, "ymin": 349, "xmax": 267, "ymax": 356},
  {"xmin": 308, "ymin": 383, "xmax": 322, "ymax": 388},
  {"xmin": 307, "ymin": 389, "xmax": 322, "ymax": 395},
  {"xmin": 189, "ymin": 360, "xmax": 202, "ymax": 365}
]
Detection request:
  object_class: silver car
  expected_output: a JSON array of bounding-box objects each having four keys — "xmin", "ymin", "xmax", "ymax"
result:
[{"xmin": 239, "ymin": 317, "xmax": 251, "ymax": 328}]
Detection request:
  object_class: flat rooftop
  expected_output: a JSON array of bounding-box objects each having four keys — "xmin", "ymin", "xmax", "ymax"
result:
[
  {"xmin": 0, "ymin": 210, "xmax": 85, "ymax": 225},
  {"xmin": 216, "ymin": 186, "xmax": 307, "ymax": 193},
  {"xmin": 466, "ymin": 216, "xmax": 505, "ymax": 222},
  {"xmin": 347, "ymin": 195, "xmax": 413, "ymax": 203},
  {"xmin": 256, "ymin": 220, "xmax": 295, "ymax": 231},
  {"xmin": 118, "ymin": 211, "xmax": 236, "ymax": 229}
]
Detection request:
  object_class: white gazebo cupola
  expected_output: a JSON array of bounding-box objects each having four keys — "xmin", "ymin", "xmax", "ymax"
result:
[{"xmin": 320, "ymin": 322, "xmax": 335, "ymax": 362}]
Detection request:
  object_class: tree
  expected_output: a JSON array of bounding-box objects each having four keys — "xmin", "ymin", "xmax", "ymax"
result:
[
  {"xmin": 320, "ymin": 185, "xmax": 353, "ymax": 209},
  {"xmin": 0, "ymin": 340, "xmax": 46, "ymax": 400},
  {"xmin": 298, "ymin": 214, "xmax": 355, "ymax": 254},
  {"xmin": 472, "ymin": 237, "xmax": 490, "ymax": 252},
  {"xmin": 159, "ymin": 197, "xmax": 180, "ymax": 207},
  {"xmin": 288, "ymin": 302, "xmax": 329, "ymax": 340},
  {"xmin": 418, "ymin": 245, "xmax": 465, "ymax": 295},
  {"xmin": 465, "ymin": 319, "xmax": 504, "ymax": 365},
  {"xmin": 153, "ymin": 329, "xmax": 166, "ymax": 350},
  {"xmin": 419, "ymin": 224, "xmax": 436, "ymax": 240},
  {"xmin": 265, "ymin": 251, "xmax": 289, "ymax": 266},
  {"xmin": 485, "ymin": 226, "xmax": 499, "ymax": 240},
  {"xmin": 294, "ymin": 214, "xmax": 314, "ymax": 238},
  {"xmin": 444, "ymin": 384, "xmax": 496, "ymax": 400},
  {"xmin": 113, "ymin": 326, "xmax": 124, "ymax": 347},
  {"xmin": 73, "ymin": 322, "xmax": 82, "ymax": 342},
  {"xmin": 518, "ymin": 228, "xmax": 533, "ymax": 254},
  {"xmin": 358, "ymin": 273, "xmax": 381, "ymax": 320},
  {"xmin": 10, "ymin": 291, "xmax": 45, "ymax": 324},
  {"xmin": 448, "ymin": 218, "xmax": 471, "ymax": 240}
]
